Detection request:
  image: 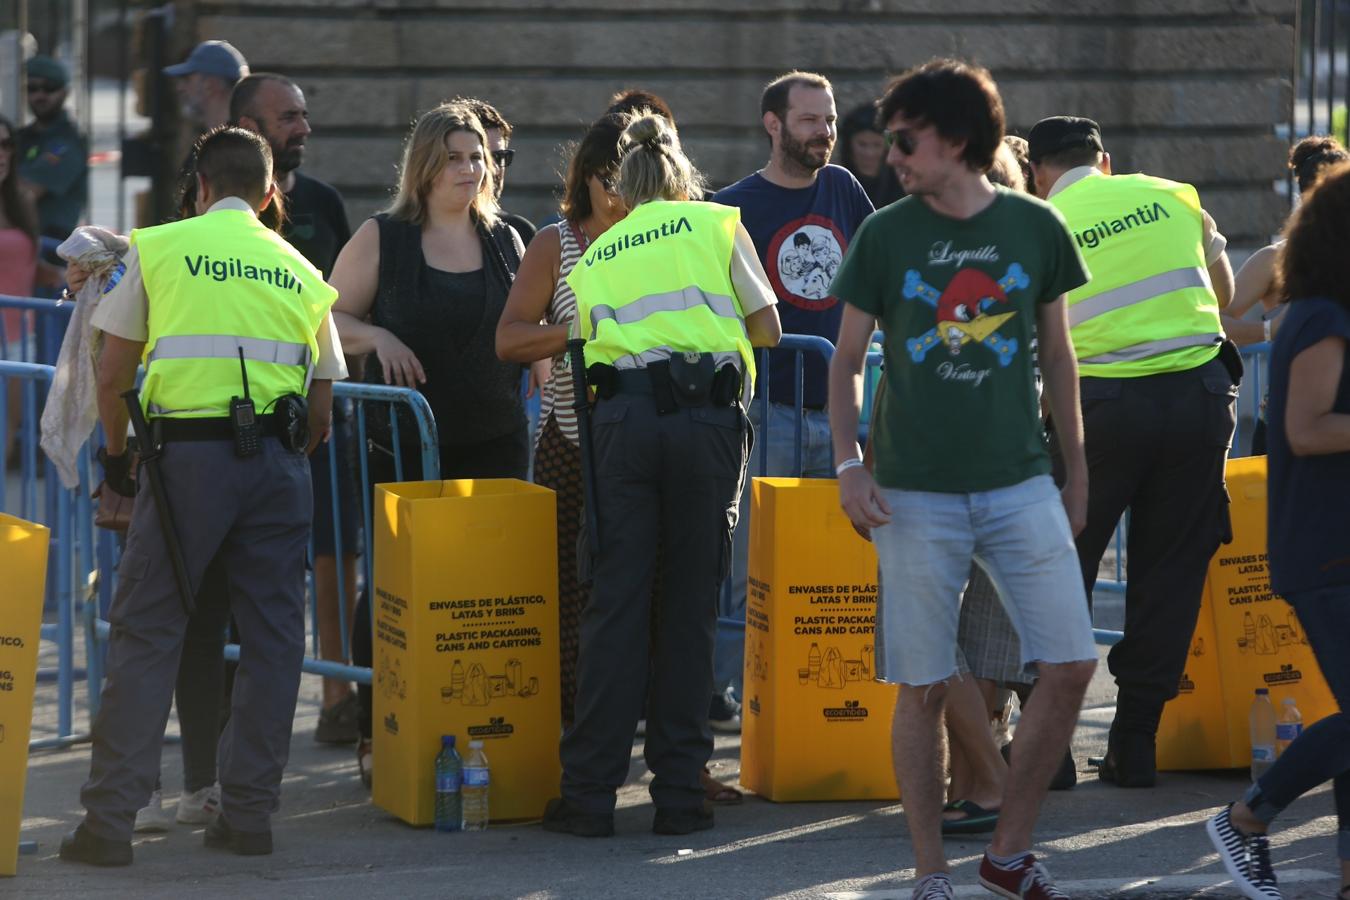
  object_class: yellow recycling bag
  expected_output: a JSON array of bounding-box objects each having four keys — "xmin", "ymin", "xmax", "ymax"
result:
[
  {"xmin": 0, "ymin": 514, "xmax": 50, "ymax": 876},
  {"xmin": 1157, "ymin": 457, "xmax": 1337, "ymax": 770},
  {"xmin": 371, "ymin": 480, "xmax": 561, "ymax": 825},
  {"xmin": 741, "ymin": 478, "xmax": 900, "ymax": 801}
]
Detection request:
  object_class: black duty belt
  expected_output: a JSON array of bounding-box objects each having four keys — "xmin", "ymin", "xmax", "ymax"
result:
[
  {"xmin": 603, "ymin": 362, "xmax": 741, "ymax": 412},
  {"xmin": 153, "ymin": 416, "xmax": 281, "ymax": 443}
]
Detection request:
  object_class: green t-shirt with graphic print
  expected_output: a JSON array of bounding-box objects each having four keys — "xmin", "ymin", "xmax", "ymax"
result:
[{"xmin": 830, "ymin": 187, "xmax": 1089, "ymax": 493}]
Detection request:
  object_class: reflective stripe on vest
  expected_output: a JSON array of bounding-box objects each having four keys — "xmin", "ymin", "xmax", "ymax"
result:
[
  {"xmin": 1066, "ymin": 266, "xmax": 1210, "ymax": 328},
  {"xmin": 1050, "ymin": 172, "xmax": 1221, "ymax": 378},
  {"xmin": 145, "ymin": 334, "xmax": 311, "ymax": 369},
  {"xmin": 567, "ymin": 199, "xmax": 755, "ymax": 396},
  {"xmin": 132, "ymin": 207, "xmax": 336, "ymax": 418},
  {"xmin": 1078, "ymin": 332, "xmax": 1222, "ymax": 366},
  {"xmin": 588, "ymin": 286, "xmax": 742, "ymax": 335}
]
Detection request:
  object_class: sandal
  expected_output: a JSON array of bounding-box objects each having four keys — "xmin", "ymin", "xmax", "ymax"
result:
[
  {"xmin": 940, "ymin": 799, "xmax": 1000, "ymax": 835},
  {"xmin": 357, "ymin": 738, "xmax": 373, "ymax": 789},
  {"xmin": 700, "ymin": 766, "xmax": 742, "ymax": 805}
]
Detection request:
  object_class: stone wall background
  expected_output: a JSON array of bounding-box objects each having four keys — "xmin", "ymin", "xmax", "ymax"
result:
[{"xmin": 184, "ymin": 0, "xmax": 1294, "ymax": 248}]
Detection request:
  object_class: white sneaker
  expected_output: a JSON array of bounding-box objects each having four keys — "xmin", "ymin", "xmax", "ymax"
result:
[
  {"xmin": 134, "ymin": 790, "xmax": 174, "ymax": 833},
  {"xmin": 176, "ymin": 783, "xmax": 221, "ymax": 825}
]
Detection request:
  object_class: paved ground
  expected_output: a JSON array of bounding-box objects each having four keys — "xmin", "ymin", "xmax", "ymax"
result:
[{"xmin": 13, "ymin": 618, "xmax": 1345, "ymax": 900}]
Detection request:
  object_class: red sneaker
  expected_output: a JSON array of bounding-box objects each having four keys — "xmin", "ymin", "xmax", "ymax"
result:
[{"xmin": 978, "ymin": 851, "xmax": 1069, "ymax": 899}]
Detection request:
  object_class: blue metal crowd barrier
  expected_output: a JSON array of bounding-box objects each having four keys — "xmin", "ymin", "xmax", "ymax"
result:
[
  {"xmin": 0, "ymin": 360, "xmax": 103, "ymax": 750},
  {"xmin": 220, "ymin": 381, "xmax": 441, "ymax": 684},
  {"xmin": 4, "ymin": 333, "xmax": 439, "ymax": 750}
]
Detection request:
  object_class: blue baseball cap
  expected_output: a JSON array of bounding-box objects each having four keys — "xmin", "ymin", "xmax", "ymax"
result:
[{"xmin": 163, "ymin": 40, "xmax": 249, "ymax": 83}]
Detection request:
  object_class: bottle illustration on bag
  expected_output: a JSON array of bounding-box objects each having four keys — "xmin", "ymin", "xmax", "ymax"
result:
[
  {"xmin": 451, "ymin": 659, "xmax": 465, "ymax": 697},
  {"xmin": 1238, "ymin": 611, "xmax": 1257, "ymax": 653},
  {"xmin": 441, "ymin": 659, "xmax": 535, "ymax": 706},
  {"xmin": 807, "ymin": 642, "xmax": 821, "ymax": 683}
]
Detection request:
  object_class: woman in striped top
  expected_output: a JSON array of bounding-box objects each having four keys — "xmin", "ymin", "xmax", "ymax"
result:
[{"xmin": 497, "ymin": 113, "xmax": 627, "ymax": 727}]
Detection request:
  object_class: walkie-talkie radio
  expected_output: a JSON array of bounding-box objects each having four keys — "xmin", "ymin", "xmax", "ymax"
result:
[{"xmin": 230, "ymin": 347, "xmax": 261, "ymax": 458}]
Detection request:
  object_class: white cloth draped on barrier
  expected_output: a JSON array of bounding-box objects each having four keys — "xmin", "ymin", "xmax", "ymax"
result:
[{"xmin": 40, "ymin": 226, "xmax": 129, "ymax": 489}]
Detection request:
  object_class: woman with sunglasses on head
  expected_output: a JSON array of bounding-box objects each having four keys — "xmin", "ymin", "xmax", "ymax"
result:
[
  {"xmin": 496, "ymin": 112, "xmax": 627, "ymax": 730},
  {"xmin": 330, "ymin": 102, "xmax": 528, "ymax": 785},
  {"xmin": 0, "ymin": 114, "xmax": 40, "ymax": 463}
]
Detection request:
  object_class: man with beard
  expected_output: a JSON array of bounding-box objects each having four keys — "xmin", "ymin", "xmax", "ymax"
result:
[
  {"xmin": 17, "ymin": 55, "xmax": 87, "ymax": 245},
  {"xmin": 232, "ymin": 73, "xmax": 360, "ymax": 746},
  {"xmin": 709, "ymin": 71, "xmax": 874, "ymax": 733},
  {"xmin": 164, "ymin": 41, "xmax": 249, "ymax": 132}
]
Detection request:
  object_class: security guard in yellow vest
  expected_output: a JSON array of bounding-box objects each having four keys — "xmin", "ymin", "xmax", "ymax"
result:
[
  {"xmin": 1029, "ymin": 116, "xmax": 1238, "ymax": 789},
  {"xmin": 542, "ymin": 112, "xmax": 781, "ymax": 838},
  {"xmin": 60, "ymin": 127, "xmax": 345, "ymax": 866}
]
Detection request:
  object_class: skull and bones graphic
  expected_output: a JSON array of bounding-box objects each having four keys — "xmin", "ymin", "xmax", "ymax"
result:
[{"xmin": 902, "ymin": 263, "xmax": 1029, "ymax": 366}]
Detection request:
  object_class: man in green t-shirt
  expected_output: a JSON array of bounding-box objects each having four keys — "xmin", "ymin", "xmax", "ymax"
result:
[{"xmin": 827, "ymin": 59, "xmax": 1098, "ymax": 900}]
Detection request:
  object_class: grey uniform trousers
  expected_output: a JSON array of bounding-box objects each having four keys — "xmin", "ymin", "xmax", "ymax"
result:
[
  {"xmin": 81, "ymin": 438, "xmax": 311, "ymax": 841},
  {"xmin": 560, "ymin": 392, "xmax": 748, "ymax": 813}
]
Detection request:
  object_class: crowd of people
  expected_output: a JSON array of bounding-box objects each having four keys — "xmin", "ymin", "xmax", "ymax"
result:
[{"xmin": 5, "ymin": 37, "xmax": 1345, "ymax": 900}]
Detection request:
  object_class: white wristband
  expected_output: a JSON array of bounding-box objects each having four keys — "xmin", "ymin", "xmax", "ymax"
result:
[
  {"xmin": 1263, "ymin": 318, "xmax": 1272, "ymax": 342},
  {"xmin": 835, "ymin": 458, "xmax": 864, "ymax": 476}
]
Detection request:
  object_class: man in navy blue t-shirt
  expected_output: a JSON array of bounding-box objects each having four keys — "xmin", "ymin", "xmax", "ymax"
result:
[{"xmin": 709, "ymin": 71, "xmax": 874, "ymax": 730}]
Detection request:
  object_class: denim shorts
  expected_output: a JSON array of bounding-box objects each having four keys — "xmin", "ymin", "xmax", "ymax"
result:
[{"xmin": 872, "ymin": 474, "xmax": 1096, "ymax": 686}]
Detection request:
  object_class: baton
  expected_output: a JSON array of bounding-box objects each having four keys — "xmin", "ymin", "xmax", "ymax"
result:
[
  {"xmin": 122, "ymin": 389, "xmax": 196, "ymax": 617},
  {"xmin": 567, "ymin": 338, "xmax": 601, "ymax": 563}
]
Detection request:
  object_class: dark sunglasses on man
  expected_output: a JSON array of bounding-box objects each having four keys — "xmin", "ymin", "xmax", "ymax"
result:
[
  {"xmin": 27, "ymin": 81, "xmax": 62, "ymax": 95},
  {"xmin": 0, "ymin": 137, "xmax": 14, "ymax": 151},
  {"xmin": 883, "ymin": 129, "xmax": 919, "ymax": 156},
  {"xmin": 491, "ymin": 148, "xmax": 515, "ymax": 168}
]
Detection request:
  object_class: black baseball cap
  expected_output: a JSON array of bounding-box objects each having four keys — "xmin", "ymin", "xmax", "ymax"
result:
[{"xmin": 1027, "ymin": 116, "xmax": 1103, "ymax": 163}]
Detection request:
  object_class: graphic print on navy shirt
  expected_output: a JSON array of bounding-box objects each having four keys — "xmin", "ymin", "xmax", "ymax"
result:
[{"xmin": 712, "ymin": 164, "xmax": 873, "ymax": 407}]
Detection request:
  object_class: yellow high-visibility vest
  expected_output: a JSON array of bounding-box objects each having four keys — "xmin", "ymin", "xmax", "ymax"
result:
[
  {"xmin": 566, "ymin": 199, "xmax": 756, "ymax": 391},
  {"xmin": 133, "ymin": 207, "xmax": 336, "ymax": 418},
  {"xmin": 1050, "ymin": 171, "xmax": 1222, "ymax": 378}
]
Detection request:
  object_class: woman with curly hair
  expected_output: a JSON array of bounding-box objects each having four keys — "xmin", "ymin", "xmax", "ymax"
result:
[{"xmin": 1205, "ymin": 160, "xmax": 1350, "ymax": 900}]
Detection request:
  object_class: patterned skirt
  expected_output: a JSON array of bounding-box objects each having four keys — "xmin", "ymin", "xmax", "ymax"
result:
[{"xmin": 532, "ymin": 413, "xmax": 586, "ymax": 728}]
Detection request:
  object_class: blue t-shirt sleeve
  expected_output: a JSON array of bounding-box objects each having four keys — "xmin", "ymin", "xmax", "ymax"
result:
[{"xmin": 1288, "ymin": 301, "xmax": 1350, "ymax": 356}]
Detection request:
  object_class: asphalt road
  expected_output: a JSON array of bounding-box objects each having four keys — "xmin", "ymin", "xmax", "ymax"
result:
[{"xmin": 14, "ymin": 612, "xmax": 1345, "ymax": 900}]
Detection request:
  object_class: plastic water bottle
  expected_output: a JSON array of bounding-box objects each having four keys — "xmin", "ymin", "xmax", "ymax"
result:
[
  {"xmin": 1249, "ymin": 688, "xmax": 1277, "ymax": 781},
  {"xmin": 462, "ymin": 740, "xmax": 490, "ymax": 831},
  {"xmin": 1276, "ymin": 697, "xmax": 1303, "ymax": 757},
  {"xmin": 433, "ymin": 735, "xmax": 462, "ymax": 832}
]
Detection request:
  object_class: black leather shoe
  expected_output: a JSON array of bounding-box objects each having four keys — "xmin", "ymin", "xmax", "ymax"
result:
[
  {"xmin": 1050, "ymin": 748, "xmax": 1078, "ymax": 791},
  {"xmin": 999, "ymin": 742, "xmax": 1077, "ymax": 791},
  {"xmin": 58, "ymin": 824, "xmax": 132, "ymax": 867},
  {"xmin": 541, "ymin": 798, "xmax": 615, "ymax": 838},
  {"xmin": 1098, "ymin": 727, "xmax": 1157, "ymax": 788},
  {"xmin": 653, "ymin": 803, "xmax": 714, "ymax": 835},
  {"xmin": 204, "ymin": 817, "xmax": 273, "ymax": 855}
]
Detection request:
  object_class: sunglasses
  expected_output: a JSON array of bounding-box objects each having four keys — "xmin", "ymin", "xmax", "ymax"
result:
[
  {"xmin": 594, "ymin": 171, "xmax": 619, "ymax": 194},
  {"xmin": 0, "ymin": 137, "xmax": 13, "ymax": 152},
  {"xmin": 491, "ymin": 148, "xmax": 515, "ymax": 168},
  {"xmin": 27, "ymin": 81, "xmax": 61, "ymax": 95},
  {"xmin": 884, "ymin": 129, "xmax": 919, "ymax": 156}
]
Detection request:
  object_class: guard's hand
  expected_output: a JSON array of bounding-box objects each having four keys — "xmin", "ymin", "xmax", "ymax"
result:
[
  {"xmin": 373, "ymin": 330, "xmax": 426, "ymax": 388},
  {"xmin": 525, "ymin": 358, "xmax": 552, "ymax": 399},
  {"xmin": 1061, "ymin": 475, "xmax": 1088, "ymax": 537},
  {"xmin": 838, "ymin": 466, "xmax": 891, "ymax": 534},
  {"xmin": 97, "ymin": 447, "xmax": 136, "ymax": 498},
  {"xmin": 66, "ymin": 263, "xmax": 91, "ymax": 294}
]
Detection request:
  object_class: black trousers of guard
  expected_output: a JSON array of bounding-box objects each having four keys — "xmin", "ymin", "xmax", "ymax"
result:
[
  {"xmin": 1056, "ymin": 356, "xmax": 1237, "ymax": 732},
  {"xmin": 560, "ymin": 391, "xmax": 747, "ymax": 814}
]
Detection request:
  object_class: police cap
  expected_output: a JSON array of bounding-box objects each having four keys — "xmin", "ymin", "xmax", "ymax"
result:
[{"xmin": 1027, "ymin": 116, "xmax": 1103, "ymax": 163}]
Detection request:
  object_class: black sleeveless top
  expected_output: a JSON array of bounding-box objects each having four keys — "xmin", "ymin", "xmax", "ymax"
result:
[{"xmin": 363, "ymin": 213, "xmax": 525, "ymax": 446}]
